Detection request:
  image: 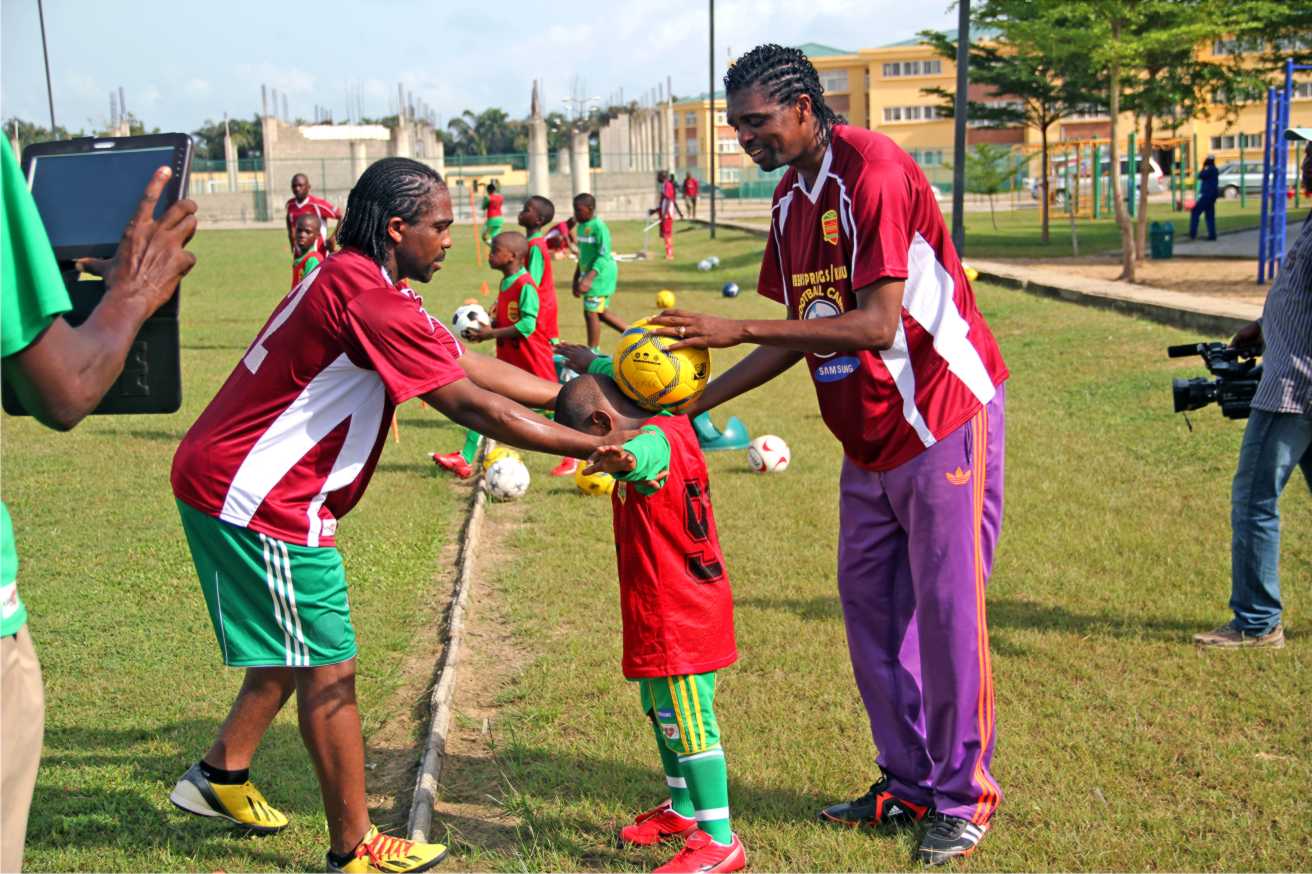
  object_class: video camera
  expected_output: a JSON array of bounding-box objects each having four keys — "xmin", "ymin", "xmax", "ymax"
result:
[{"xmin": 1167, "ymin": 341, "xmax": 1262, "ymax": 420}]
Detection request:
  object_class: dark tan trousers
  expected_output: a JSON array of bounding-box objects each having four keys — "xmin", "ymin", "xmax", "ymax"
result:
[{"xmin": 1, "ymin": 627, "xmax": 43, "ymax": 873}]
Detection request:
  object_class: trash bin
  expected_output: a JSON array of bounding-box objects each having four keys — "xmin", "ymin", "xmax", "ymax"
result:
[{"xmin": 1149, "ymin": 221, "xmax": 1174, "ymax": 259}]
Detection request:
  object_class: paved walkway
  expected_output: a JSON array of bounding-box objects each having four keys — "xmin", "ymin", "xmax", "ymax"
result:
[
  {"xmin": 1172, "ymin": 226, "xmax": 1262, "ymax": 259},
  {"xmin": 969, "ymin": 259, "xmax": 1258, "ymax": 335}
]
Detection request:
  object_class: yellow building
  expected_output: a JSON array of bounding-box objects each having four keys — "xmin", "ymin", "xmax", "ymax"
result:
[{"xmin": 676, "ymin": 33, "xmax": 1310, "ymax": 191}]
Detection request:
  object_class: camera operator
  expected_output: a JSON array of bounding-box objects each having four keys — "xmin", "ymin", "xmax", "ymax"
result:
[
  {"xmin": 0, "ymin": 140, "xmax": 197, "ymax": 870},
  {"xmin": 1195, "ymin": 128, "xmax": 1312, "ymax": 650}
]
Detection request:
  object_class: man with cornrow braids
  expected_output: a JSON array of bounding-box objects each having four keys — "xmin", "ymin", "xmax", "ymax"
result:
[
  {"xmin": 652, "ymin": 45, "xmax": 1009, "ymax": 865},
  {"xmin": 169, "ymin": 157, "xmax": 629, "ymax": 872}
]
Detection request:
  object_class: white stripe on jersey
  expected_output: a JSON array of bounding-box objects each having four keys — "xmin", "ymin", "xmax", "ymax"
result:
[
  {"xmin": 304, "ymin": 383, "xmax": 387, "ymax": 547},
  {"xmin": 879, "ymin": 320, "xmax": 937, "ymax": 448},
  {"xmin": 221, "ymin": 353, "xmax": 387, "ymax": 534},
  {"xmin": 903, "ymin": 233, "xmax": 997, "ymax": 406}
]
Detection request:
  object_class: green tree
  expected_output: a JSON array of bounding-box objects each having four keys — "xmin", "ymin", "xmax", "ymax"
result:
[
  {"xmin": 921, "ymin": 1, "xmax": 1103, "ymax": 244},
  {"xmin": 4, "ymin": 117, "xmax": 85, "ymax": 149},
  {"xmin": 953, "ymin": 143, "xmax": 1016, "ymax": 229},
  {"xmin": 191, "ymin": 115, "xmax": 263, "ymax": 161}
]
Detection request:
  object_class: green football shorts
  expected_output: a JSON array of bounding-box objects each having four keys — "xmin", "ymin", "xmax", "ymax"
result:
[
  {"xmin": 639, "ymin": 672, "xmax": 721, "ymax": 755},
  {"xmin": 176, "ymin": 500, "xmax": 357, "ymax": 668},
  {"xmin": 482, "ymin": 216, "xmax": 505, "ymax": 242}
]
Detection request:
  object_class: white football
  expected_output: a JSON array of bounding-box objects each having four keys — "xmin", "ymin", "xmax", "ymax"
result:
[
  {"xmin": 696, "ymin": 258, "xmax": 713, "ymax": 272},
  {"xmin": 706, "ymin": 255, "xmax": 721, "ymax": 267},
  {"xmin": 747, "ymin": 435, "xmax": 790, "ymax": 473},
  {"xmin": 452, "ymin": 303, "xmax": 491, "ymax": 339},
  {"xmin": 484, "ymin": 457, "xmax": 530, "ymax": 500}
]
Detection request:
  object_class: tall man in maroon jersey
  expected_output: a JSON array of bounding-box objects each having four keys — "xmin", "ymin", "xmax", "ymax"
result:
[
  {"xmin": 171, "ymin": 158, "xmax": 627, "ymax": 872},
  {"xmin": 653, "ymin": 45, "xmax": 1008, "ymax": 866},
  {"xmin": 285, "ymin": 173, "xmax": 340, "ymax": 256}
]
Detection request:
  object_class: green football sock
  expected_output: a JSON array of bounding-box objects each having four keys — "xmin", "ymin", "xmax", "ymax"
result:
[
  {"xmin": 460, "ymin": 429, "xmax": 481, "ymax": 464},
  {"xmin": 678, "ymin": 748, "xmax": 732, "ymax": 844},
  {"xmin": 651, "ymin": 719, "xmax": 695, "ymax": 818}
]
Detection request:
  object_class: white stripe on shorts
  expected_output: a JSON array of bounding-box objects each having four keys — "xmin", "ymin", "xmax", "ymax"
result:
[
  {"xmin": 277, "ymin": 540, "xmax": 310, "ymax": 665},
  {"xmin": 677, "ymin": 749, "xmax": 724, "ymax": 764},
  {"xmin": 261, "ymin": 535, "xmax": 294, "ymax": 665}
]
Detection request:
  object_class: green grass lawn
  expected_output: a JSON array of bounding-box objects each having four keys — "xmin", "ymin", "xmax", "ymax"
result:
[{"xmin": 4, "ymin": 218, "xmax": 1309, "ymax": 871}]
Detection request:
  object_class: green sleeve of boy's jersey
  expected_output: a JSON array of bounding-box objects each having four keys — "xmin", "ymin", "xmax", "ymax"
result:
[
  {"xmin": 305, "ymin": 254, "xmax": 321, "ymax": 274},
  {"xmin": 528, "ymin": 244, "xmax": 544, "ymax": 287},
  {"xmin": 514, "ymin": 283, "xmax": 540, "ymax": 338},
  {"xmin": 586, "ymin": 355, "xmax": 614, "ymax": 378},
  {"xmin": 620, "ymin": 424, "xmax": 671, "ymax": 494}
]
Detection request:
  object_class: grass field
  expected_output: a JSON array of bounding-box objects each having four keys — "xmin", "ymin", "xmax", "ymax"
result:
[{"xmin": 4, "ymin": 218, "xmax": 1310, "ymax": 872}]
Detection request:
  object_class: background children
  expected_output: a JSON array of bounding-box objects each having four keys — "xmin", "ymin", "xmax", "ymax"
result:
[
  {"xmin": 290, "ymin": 213, "xmax": 324, "ymax": 289},
  {"xmin": 652, "ymin": 171, "xmax": 683, "ymax": 261},
  {"xmin": 546, "ymin": 216, "xmax": 577, "ymax": 260},
  {"xmin": 520, "ymin": 195, "xmax": 578, "ymax": 476},
  {"xmin": 481, "ymin": 180, "xmax": 505, "ymax": 244},
  {"xmin": 554, "ymin": 357, "xmax": 745, "ymax": 874},
  {"xmin": 285, "ymin": 173, "xmax": 339, "ymax": 256},
  {"xmin": 432, "ymin": 232, "xmax": 564, "ymax": 479},
  {"xmin": 681, "ymin": 172, "xmax": 699, "ymax": 220},
  {"xmin": 572, "ymin": 193, "xmax": 626, "ymax": 350}
]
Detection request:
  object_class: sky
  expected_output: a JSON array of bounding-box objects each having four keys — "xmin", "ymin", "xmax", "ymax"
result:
[{"xmin": 2, "ymin": 0, "xmax": 956, "ymax": 134}]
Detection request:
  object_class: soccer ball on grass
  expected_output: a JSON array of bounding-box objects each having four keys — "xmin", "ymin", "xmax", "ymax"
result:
[
  {"xmin": 747, "ymin": 435, "xmax": 790, "ymax": 473},
  {"xmin": 484, "ymin": 457, "xmax": 530, "ymax": 500},
  {"xmin": 574, "ymin": 465, "xmax": 616, "ymax": 496}
]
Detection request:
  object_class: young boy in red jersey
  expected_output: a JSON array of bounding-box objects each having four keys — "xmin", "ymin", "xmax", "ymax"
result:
[
  {"xmin": 545, "ymin": 216, "xmax": 577, "ymax": 259},
  {"xmin": 285, "ymin": 173, "xmax": 339, "ymax": 256},
  {"xmin": 519, "ymin": 195, "xmax": 579, "ymax": 476},
  {"xmin": 432, "ymin": 232, "xmax": 569, "ymax": 478},
  {"xmin": 651, "ymin": 172, "xmax": 683, "ymax": 260},
  {"xmin": 290, "ymin": 213, "xmax": 324, "ymax": 289},
  {"xmin": 480, "ymin": 180, "xmax": 505, "ymax": 244},
  {"xmin": 553, "ymin": 353, "xmax": 745, "ymax": 874}
]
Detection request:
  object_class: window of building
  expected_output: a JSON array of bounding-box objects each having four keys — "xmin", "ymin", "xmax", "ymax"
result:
[
  {"xmin": 1212, "ymin": 36, "xmax": 1264, "ymax": 56},
  {"xmin": 827, "ymin": 93, "xmax": 851, "ymax": 113},
  {"xmin": 1211, "ymin": 133, "xmax": 1264, "ymax": 151},
  {"xmin": 1211, "ymin": 134, "xmax": 1236, "ymax": 150},
  {"xmin": 883, "ymin": 105, "xmax": 939, "ymax": 122},
  {"xmin": 720, "ymin": 167, "xmax": 741, "ymax": 183},
  {"xmin": 714, "ymin": 111, "xmax": 727, "ymax": 126},
  {"xmin": 686, "ymin": 112, "xmax": 696, "ymax": 126},
  {"xmin": 882, "ymin": 59, "xmax": 943, "ymax": 77},
  {"xmin": 820, "ymin": 70, "xmax": 849, "ymax": 93},
  {"xmin": 717, "ymin": 137, "xmax": 740, "ymax": 154},
  {"xmin": 917, "ymin": 149, "xmax": 945, "ymax": 166},
  {"xmin": 686, "ymin": 140, "xmax": 699, "ymax": 156},
  {"xmin": 883, "ymin": 106, "xmax": 903, "ymax": 122},
  {"xmin": 1294, "ymin": 81, "xmax": 1312, "ymax": 100}
]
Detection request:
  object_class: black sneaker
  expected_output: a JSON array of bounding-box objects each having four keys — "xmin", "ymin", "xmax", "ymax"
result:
[
  {"xmin": 818, "ymin": 775, "xmax": 931, "ymax": 829},
  {"xmin": 916, "ymin": 813, "xmax": 988, "ymax": 865}
]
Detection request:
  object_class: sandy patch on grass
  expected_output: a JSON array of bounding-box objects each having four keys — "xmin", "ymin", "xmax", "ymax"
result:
[{"xmin": 1014, "ymin": 256, "xmax": 1270, "ymax": 307}]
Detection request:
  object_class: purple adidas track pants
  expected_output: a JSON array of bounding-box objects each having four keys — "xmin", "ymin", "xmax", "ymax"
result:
[{"xmin": 836, "ymin": 387, "xmax": 1005, "ymax": 824}]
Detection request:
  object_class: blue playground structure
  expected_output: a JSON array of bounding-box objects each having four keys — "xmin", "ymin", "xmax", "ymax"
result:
[{"xmin": 1258, "ymin": 58, "xmax": 1312, "ymax": 284}]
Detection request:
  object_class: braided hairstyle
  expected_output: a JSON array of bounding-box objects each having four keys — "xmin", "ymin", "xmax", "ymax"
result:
[
  {"xmin": 723, "ymin": 44, "xmax": 846, "ymax": 144},
  {"xmin": 336, "ymin": 158, "xmax": 445, "ymax": 265}
]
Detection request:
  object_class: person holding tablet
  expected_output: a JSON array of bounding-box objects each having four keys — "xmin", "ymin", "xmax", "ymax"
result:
[{"xmin": 1, "ymin": 139, "xmax": 198, "ymax": 873}]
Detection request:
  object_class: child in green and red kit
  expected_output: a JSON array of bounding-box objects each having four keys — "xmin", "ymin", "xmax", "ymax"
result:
[
  {"xmin": 431, "ymin": 232, "xmax": 568, "ymax": 478},
  {"xmin": 480, "ymin": 180, "xmax": 504, "ymax": 244},
  {"xmin": 519, "ymin": 194, "xmax": 578, "ymax": 476},
  {"xmin": 553, "ymin": 350, "xmax": 746, "ymax": 874},
  {"xmin": 572, "ymin": 193, "xmax": 627, "ymax": 351},
  {"xmin": 290, "ymin": 213, "xmax": 324, "ymax": 289}
]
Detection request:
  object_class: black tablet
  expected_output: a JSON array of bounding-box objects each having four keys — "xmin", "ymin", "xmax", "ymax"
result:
[{"xmin": 22, "ymin": 133, "xmax": 192, "ymax": 261}]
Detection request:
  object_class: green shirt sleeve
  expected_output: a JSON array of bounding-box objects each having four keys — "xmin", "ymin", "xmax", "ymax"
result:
[
  {"xmin": 527, "ymin": 244, "xmax": 544, "ymax": 287},
  {"xmin": 586, "ymin": 355, "xmax": 614, "ymax": 378},
  {"xmin": 1, "ymin": 140, "xmax": 71, "ymax": 358},
  {"xmin": 620, "ymin": 424, "xmax": 672, "ymax": 494},
  {"xmin": 513, "ymin": 282, "xmax": 540, "ymax": 338},
  {"xmin": 305, "ymin": 254, "xmax": 321, "ymax": 274}
]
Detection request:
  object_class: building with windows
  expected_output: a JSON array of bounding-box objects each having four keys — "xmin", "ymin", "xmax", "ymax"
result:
[{"xmin": 671, "ymin": 33, "xmax": 1309, "ymax": 193}]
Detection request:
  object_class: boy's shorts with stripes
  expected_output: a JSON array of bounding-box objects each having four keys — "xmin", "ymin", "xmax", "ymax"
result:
[
  {"xmin": 639, "ymin": 672, "xmax": 720, "ymax": 755},
  {"xmin": 176, "ymin": 500, "xmax": 357, "ymax": 668},
  {"xmin": 582, "ymin": 294, "xmax": 610, "ymax": 313}
]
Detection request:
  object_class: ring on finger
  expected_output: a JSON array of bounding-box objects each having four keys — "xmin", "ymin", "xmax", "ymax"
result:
[{"xmin": 679, "ymin": 326, "xmax": 686, "ymax": 338}]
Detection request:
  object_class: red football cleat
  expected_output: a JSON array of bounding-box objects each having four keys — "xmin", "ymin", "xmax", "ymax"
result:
[
  {"xmin": 430, "ymin": 452, "xmax": 474, "ymax": 479},
  {"xmin": 654, "ymin": 831, "xmax": 746, "ymax": 873},
  {"xmin": 550, "ymin": 457, "xmax": 580, "ymax": 477},
  {"xmin": 618, "ymin": 800, "xmax": 698, "ymax": 847}
]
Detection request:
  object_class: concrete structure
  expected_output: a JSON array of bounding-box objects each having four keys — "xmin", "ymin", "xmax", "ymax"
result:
[
  {"xmin": 527, "ymin": 81, "xmax": 550, "ymax": 197},
  {"xmin": 570, "ymin": 129, "xmax": 591, "ymax": 196}
]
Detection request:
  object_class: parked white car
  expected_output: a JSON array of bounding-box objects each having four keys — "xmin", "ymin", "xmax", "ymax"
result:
[
  {"xmin": 1030, "ymin": 155, "xmax": 1167, "ymax": 206},
  {"xmin": 1215, "ymin": 162, "xmax": 1300, "ymax": 199}
]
